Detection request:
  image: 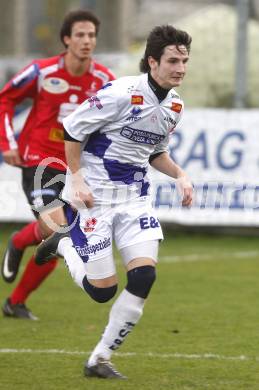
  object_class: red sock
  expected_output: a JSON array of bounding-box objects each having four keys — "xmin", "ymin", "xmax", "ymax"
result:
[
  {"xmin": 12, "ymin": 221, "xmax": 42, "ymax": 250},
  {"xmin": 10, "ymin": 255, "xmax": 58, "ymax": 304}
]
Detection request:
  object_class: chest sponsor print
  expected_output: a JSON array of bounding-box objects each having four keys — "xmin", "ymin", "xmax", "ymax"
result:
[
  {"xmin": 42, "ymin": 77, "xmax": 69, "ymax": 94},
  {"xmin": 120, "ymin": 126, "xmax": 165, "ymax": 145},
  {"xmin": 126, "ymin": 107, "xmax": 142, "ymax": 122}
]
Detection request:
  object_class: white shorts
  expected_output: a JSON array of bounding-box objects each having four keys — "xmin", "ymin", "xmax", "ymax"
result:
[{"xmin": 65, "ymin": 198, "xmax": 163, "ymax": 279}]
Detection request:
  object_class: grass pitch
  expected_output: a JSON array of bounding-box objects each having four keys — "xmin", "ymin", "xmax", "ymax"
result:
[{"xmin": 1, "ymin": 223, "xmax": 259, "ymax": 389}]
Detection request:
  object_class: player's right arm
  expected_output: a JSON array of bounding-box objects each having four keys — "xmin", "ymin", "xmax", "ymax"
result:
[
  {"xmin": 64, "ymin": 138, "xmax": 94, "ymax": 209},
  {"xmin": 0, "ymin": 62, "xmax": 39, "ymax": 166}
]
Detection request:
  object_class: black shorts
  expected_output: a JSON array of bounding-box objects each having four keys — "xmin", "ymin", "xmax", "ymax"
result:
[{"xmin": 22, "ymin": 166, "xmax": 66, "ymax": 218}]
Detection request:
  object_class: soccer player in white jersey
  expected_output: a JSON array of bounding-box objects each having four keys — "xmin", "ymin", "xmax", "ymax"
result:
[{"xmin": 36, "ymin": 25, "xmax": 193, "ymax": 379}]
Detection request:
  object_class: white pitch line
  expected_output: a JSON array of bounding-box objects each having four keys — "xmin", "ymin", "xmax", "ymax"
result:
[
  {"xmin": 159, "ymin": 250, "xmax": 259, "ymax": 263},
  {"xmin": 0, "ymin": 349, "xmax": 258, "ymax": 362}
]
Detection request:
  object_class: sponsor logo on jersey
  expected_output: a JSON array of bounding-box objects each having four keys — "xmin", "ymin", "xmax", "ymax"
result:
[
  {"xmin": 70, "ymin": 85, "xmax": 82, "ymax": 91},
  {"xmin": 170, "ymin": 93, "xmax": 180, "ymax": 99},
  {"xmin": 126, "ymin": 107, "xmax": 142, "ymax": 122},
  {"xmin": 164, "ymin": 116, "xmax": 177, "ymax": 127},
  {"xmin": 48, "ymin": 128, "xmax": 64, "ymax": 142},
  {"xmin": 151, "ymin": 114, "xmax": 158, "ymax": 123},
  {"xmin": 121, "ymin": 126, "xmax": 165, "ymax": 145},
  {"xmin": 42, "ymin": 77, "xmax": 69, "ymax": 94},
  {"xmin": 84, "ymin": 217, "xmax": 97, "ymax": 232},
  {"xmin": 127, "ymin": 86, "xmax": 142, "ymax": 94},
  {"xmin": 88, "ymin": 95, "xmax": 103, "ymax": 110},
  {"xmin": 75, "ymin": 237, "xmax": 111, "ymax": 261},
  {"xmin": 171, "ymin": 102, "xmax": 182, "ymax": 113},
  {"xmin": 27, "ymin": 153, "xmax": 40, "ymax": 161},
  {"xmin": 12, "ymin": 63, "xmax": 39, "ymax": 88},
  {"xmin": 131, "ymin": 95, "xmax": 144, "ymax": 105}
]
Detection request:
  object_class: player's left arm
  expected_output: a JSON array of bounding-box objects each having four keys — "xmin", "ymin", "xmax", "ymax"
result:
[{"xmin": 150, "ymin": 151, "xmax": 193, "ymax": 207}]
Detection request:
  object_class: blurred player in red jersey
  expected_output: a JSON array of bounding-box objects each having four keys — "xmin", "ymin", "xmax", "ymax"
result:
[{"xmin": 0, "ymin": 9, "xmax": 115, "ymax": 320}]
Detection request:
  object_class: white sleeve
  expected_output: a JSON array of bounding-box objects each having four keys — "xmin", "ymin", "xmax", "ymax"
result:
[
  {"xmin": 150, "ymin": 99, "xmax": 184, "ymax": 156},
  {"xmin": 151, "ymin": 132, "xmax": 170, "ymax": 155},
  {"xmin": 63, "ymin": 83, "xmax": 118, "ymax": 141},
  {"xmin": 174, "ymin": 103, "xmax": 184, "ymax": 128},
  {"xmin": 154, "ymin": 97, "xmax": 185, "ymax": 155}
]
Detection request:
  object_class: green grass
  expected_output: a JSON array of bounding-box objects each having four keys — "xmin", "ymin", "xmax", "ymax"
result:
[{"xmin": 1, "ymin": 223, "xmax": 259, "ymax": 389}]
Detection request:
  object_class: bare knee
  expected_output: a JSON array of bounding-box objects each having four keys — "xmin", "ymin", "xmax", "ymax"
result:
[{"xmin": 39, "ymin": 207, "xmax": 66, "ymax": 238}]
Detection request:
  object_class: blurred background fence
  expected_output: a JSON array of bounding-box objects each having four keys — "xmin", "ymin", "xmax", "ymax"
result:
[{"xmin": 0, "ymin": 0, "xmax": 258, "ymax": 107}]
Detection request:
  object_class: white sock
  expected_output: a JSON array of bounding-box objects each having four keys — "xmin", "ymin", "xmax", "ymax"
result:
[
  {"xmin": 58, "ymin": 237, "xmax": 85, "ymax": 289},
  {"xmin": 88, "ymin": 289, "xmax": 145, "ymax": 366}
]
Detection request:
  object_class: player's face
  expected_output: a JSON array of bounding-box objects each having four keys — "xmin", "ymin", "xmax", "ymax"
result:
[
  {"xmin": 149, "ymin": 45, "xmax": 189, "ymax": 89},
  {"xmin": 64, "ymin": 21, "xmax": 97, "ymax": 61}
]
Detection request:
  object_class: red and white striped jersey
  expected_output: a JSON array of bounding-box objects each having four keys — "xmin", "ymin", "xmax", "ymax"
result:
[{"xmin": 0, "ymin": 53, "xmax": 115, "ymax": 170}]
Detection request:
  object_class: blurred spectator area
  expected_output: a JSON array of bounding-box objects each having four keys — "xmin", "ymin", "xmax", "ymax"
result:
[{"xmin": 0, "ymin": 0, "xmax": 258, "ymax": 107}]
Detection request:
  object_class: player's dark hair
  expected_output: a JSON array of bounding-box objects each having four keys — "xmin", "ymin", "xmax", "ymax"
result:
[
  {"xmin": 60, "ymin": 9, "xmax": 100, "ymax": 47},
  {"xmin": 139, "ymin": 25, "xmax": 192, "ymax": 73}
]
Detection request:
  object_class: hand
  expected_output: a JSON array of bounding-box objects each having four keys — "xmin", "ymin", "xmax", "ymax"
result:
[
  {"xmin": 71, "ymin": 173, "xmax": 94, "ymax": 210},
  {"xmin": 176, "ymin": 176, "xmax": 193, "ymax": 207},
  {"xmin": 2, "ymin": 149, "xmax": 22, "ymax": 166}
]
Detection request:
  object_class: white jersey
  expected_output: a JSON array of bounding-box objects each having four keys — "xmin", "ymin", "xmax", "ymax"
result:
[{"xmin": 62, "ymin": 73, "xmax": 183, "ymax": 205}]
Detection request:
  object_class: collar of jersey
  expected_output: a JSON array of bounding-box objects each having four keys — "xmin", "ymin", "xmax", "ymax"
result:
[{"xmin": 148, "ymin": 72, "xmax": 170, "ymax": 103}]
